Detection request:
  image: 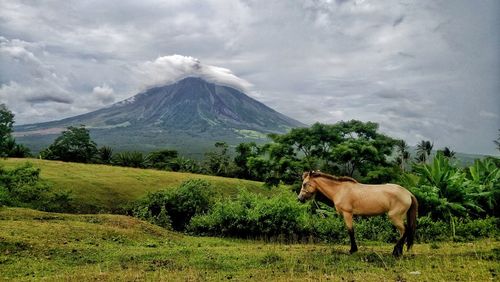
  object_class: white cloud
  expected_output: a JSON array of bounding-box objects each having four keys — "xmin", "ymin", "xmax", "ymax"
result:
[
  {"xmin": 136, "ymin": 55, "xmax": 253, "ymax": 91},
  {"xmin": 92, "ymin": 84, "xmax": 115, "ymax": 104}
]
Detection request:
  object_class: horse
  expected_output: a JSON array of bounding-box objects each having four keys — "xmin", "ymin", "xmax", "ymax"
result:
[{"xmin": 298, "ymin": 171, "xmax": 418, "ymax": 257}]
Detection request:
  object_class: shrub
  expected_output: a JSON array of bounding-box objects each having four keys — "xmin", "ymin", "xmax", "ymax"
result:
[
  {"xmin": 0, "ymin": 163, "xmax": 73, "ymax": 212},
  {"xmin": 188, "ymin": 189, "xmax": 311, "ymax": 240},
  {"xmin": 454, "ymin": 217, "xmax": 499, "ymax": 240},
  {"xmin": 355, "ymin": 215, "xmax": 399, "ymax": 243},
  {"xmin": 132, "ymin": 179, "xmax": 214, "ymax": 231},
  {"xmin": 113, "ymin": 151, "xmax": 149, "ymax": 168},
  {"xmin": 188, "ymin": 189, "xmax": 499, "ymax": 243}
]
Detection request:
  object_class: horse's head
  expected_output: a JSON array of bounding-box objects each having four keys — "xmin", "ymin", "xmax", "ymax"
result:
[{"xmin": 298, "ymin": 171, "xmax": 319, "ymax": 203}]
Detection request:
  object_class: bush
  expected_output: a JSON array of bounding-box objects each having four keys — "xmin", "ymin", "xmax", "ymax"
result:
[
  {"xmin": 132, "ymin": 179, "xmax": 214, "ymax": 231},
  {"xmin": 0, "ymin": 163, "xmax": 73, "ymax": 212},
  {"xmin": 187, "ymin": 189, "xmax": 499, "ymax": 243},
  {"xmin": 454, "ymin": 217, "xmax": 499, "ymax": 240},
  {"xmin": 113, "ymin": 151, "xmax": 149, "ymax": 168},
  {"xmin": 355, "ymin": 216, "xmax": 399, "ymax": 243},
  {"xmin": 188, "ymin": 189, "xmax": 310, "ymax": 239}
]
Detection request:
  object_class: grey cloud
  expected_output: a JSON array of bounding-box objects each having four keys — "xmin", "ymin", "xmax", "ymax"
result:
[
  {"xmin": 393, "ymin": 16, "xmax": 405, "ymax": 27},
  {"xmin": 0, "ymin": 0, "xmax": 498, "ymax": 155},
  {"xmin": 26, "ymin": 95, "xmax": 73, "ymax": 104}
]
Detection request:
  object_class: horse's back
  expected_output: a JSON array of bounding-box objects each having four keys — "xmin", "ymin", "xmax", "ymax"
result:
[{"xmin": 352, "ymin": 183, "xmax": 412, "ymax": 214}]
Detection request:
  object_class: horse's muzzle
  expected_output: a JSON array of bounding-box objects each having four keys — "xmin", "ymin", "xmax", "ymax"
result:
[{"xmin": 297, "ymin": 196, "xmax": 305, "ymax": 203}]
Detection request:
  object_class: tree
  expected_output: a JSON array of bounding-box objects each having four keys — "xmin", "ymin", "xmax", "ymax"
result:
[
  {"xmin": 416, "ymin": 140, "xmax": 433, "ymax": 163},
  {"xmin": 0, "ymin": 104, "xmax": 15, "ymax": 157},
  {"xmin": 148, "ymin": 149, "xmax": 179, "ymax": 170},
  {"xmin": 438, "ymin": 147, "xmax": 456, "ymax": 159},
  {"xmin": 204, "ymin": 142, "xmax": 233, "ymax": 176},
  {"xmin": 97, "ymin": 146, "xmax": 113, "ymax": 164},
  {"xmin": 495, "ymin": 129, "xmax": 500, "ymax": 152},
  {"xmin": 4, "ymin": 137, "xmax": 31, "ymax": 158},
  {"xmin": 41, "ymin": 126, "xmax": 98, "ymax": 163},
  {"xmin": 396, "ymin": 140, "xmax": 411, "ymax": 172},
  {"xmin": 234, "ymin": 142, "xmax": 260, "ymax": 180},
  {"xmin": 249, "ymin": 121, "xmax": 399, "ymax": 186}
]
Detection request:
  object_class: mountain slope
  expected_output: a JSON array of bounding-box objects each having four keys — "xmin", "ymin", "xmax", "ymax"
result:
[{"xmin": 14, "ymin": 77, "xmax": 305, "ymax": 155}]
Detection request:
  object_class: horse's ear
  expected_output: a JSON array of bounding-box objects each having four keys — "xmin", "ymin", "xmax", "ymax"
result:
[{"xmin": 302, "ymin": 172, "xmax": 309, "ymax": 179}]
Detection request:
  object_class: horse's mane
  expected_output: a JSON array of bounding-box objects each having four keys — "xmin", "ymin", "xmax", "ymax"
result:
[{"xmin": 310, "ymin": 171, "xmax": 358, "ymax": 183}]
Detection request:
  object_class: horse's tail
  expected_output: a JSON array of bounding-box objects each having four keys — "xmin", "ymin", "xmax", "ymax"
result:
[{"xmin": 406, "ymin": 194, "xmax": 418, "ymax": 251}]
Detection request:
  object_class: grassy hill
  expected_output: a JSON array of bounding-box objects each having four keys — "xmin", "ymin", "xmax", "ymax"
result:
[
  {"xmin": 1, "ymin": 207, "xmax": 498, "ymax": 281},
  {"xmin": 1, "ymin": 158, "xmax": 272, "ymax": 213}
]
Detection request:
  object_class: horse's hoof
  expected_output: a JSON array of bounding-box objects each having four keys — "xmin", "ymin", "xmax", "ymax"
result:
[
  {"xmin": 392, "ymin": 249, "xmax": 402, "ymax": 257},
  {"xmin": 349, "ymin": 248, "xmax": 358, "ymax": 254}
]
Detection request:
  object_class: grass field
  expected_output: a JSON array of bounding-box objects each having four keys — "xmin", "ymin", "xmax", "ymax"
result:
[
  {"xmin": 1, "ymin": 158, "xmax": 271, "ymax": 213},
  {"xmin": 1, "ymin": 207, "xmax": 498, "ymax": 281}
]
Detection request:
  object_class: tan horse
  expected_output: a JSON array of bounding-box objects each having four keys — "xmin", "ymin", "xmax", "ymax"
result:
[{"xmin": 298, "ymin": 171, "xmax": 418, "ymax": 257}]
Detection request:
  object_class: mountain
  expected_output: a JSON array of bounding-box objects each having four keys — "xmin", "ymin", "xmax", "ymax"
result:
[{"xmin": 14, "ymin": 77, "xmax": 305, "ymax": 156}]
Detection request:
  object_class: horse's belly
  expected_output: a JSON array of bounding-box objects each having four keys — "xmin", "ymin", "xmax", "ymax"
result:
[
  {"xmin": 353, "ymin": 207, "xmax": 387, "ymax": 216},
  {"xmin": 351, "ymin": 198, "xmax": 389, "ymax": 215}
]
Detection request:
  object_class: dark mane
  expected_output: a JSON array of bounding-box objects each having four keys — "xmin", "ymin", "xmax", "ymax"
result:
[{"xmin": 310, "ymin": 172, "xmax": 358, "ymax": 183}]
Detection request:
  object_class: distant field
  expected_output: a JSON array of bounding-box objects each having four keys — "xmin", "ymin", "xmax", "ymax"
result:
[
  {"xmin": 1, "ymin": 158, "xmax": 272, "ymax": 213},
  {"xmin": 0, "ymin": 207, "xmax": 498, "ymax": 281}
]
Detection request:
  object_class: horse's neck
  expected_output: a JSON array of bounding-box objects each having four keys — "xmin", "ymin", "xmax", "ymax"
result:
[{"xmin": 315, "ymin": 177, "xmax": 343, "ymax": 202}]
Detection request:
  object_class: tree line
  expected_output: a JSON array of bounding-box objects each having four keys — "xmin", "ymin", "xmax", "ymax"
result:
[{"xmin": 1, "ymin": 103, "xmax": 499, "ymax": 225}]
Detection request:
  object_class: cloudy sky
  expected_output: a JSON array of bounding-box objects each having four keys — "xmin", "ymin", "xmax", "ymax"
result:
[{"xmin": 0, "ymin": 0, "xmax": 499, "ymax": 155}]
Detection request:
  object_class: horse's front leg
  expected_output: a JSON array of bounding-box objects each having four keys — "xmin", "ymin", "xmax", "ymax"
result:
[{"xmin": 342, "ymin": 211, "xmax": 358, "ymax": 254}]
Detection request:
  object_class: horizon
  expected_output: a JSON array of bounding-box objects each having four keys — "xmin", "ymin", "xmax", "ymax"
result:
[{"xmin": 1, "ymin": 1, "xmax": 499, "ymax": 155}]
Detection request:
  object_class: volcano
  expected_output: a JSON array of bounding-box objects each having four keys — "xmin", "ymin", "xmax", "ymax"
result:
[{"xmin": 15, "ymin": 77, "xmax": 305, "ymax": 155}]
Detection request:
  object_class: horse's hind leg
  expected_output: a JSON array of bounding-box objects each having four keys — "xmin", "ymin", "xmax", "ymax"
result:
[
  {"xmin": 342, "ymin": 212, "xmax": 358, "ymax": 254},
  {"xmin": 388, "ymin": 212, "xmax": 406, "ymax": 257}
]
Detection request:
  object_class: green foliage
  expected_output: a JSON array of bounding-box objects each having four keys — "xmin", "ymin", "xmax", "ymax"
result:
[
  {"xmin": 415, "ymin": 140, "xmax": 433, "ymax": 163},
  {"xmin": 242, "ymin": 121, "xmax": 399, "ymax": 186},
  {"xmin": 41, "ymin": 126, "xmax": 98, "ymax": 163},
  {"xmin": 411, "ymin": 154, "xmax": 481, "ymax": 221},
  {"xmin": 0, "ymin": 163, "xmax": 73, "ymax": 212},
  {"xmin": 465, "ymin": 158, "xmax": 500, "ymax": 216},
  {"xmin": 0, "ymin": 104, "xmax": 14, "ymax": 157},
  {"xmin": 395, "ymin": 140, "xmax": 411, "ymax": 172},
  {"xmin": 188, "ymin": 189, "xmax": 310, "ymax": 238},
  {"xmin": 234, "ymin": 142, "xmax": 260, "ymax": 180},
  {"xmin": 188, "ymin": 188, "xmax": 499, "ymax": 243},
  {"xmin": 97, "ymin": 146, "xmax": 113, "ymax": 164},
  {"xmin": 416, "ymin": 216, "xmax": 499, "ymax": 242},
  {"xmin": 173, "ymin": 156, "xmax": 202, "ymax": 173},
  {"xmin": 409, "ymin": 154, "xmax": 499, "ymax": 221},
  {"xmin": 0, "ymin": 104, "xmax": 30, "ymax": 158},
  {"xmin": 113, "ymin": 151, "xmax": 149, "ymax": 168},
  {"xmin": 204, "ymin": 142, "xmax": 234, "ymax": 176},
  {"xmin": 133, "ymin": 179, "xmax": 214, "ymax": 231},
  {"xmin": 148, "ymin": 149, "xmax": 179, "ymax": 170}
]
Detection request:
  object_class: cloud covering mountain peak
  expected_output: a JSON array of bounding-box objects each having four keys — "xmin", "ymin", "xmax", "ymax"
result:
[{"xmin": 136, "ymin": 55, "xmax": 253, "ymax": 91}]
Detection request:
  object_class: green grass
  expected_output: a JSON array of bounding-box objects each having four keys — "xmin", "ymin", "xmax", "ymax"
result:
[
  {"xmin": 1, "ymin": 158, "xmax": 272, "ymax": 213},
  {"xmin": 0, "ymin": 207, "xmax": 498, "ymax": 281}
]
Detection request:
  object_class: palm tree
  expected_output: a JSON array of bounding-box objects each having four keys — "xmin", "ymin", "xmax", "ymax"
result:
[
  {"xmin": 494, "ymin": 129, "xmax": 500, "ymax": 152},
  {"xmin": 98, "ymin": 146, "xmax": 113, "ymax": 164},
  {"xmin": 441, "ymin": 147, "xmax": 456, "ymax": 159},
  {"xmin": 416, "ymin": 140, "xmax": 433, "ymax": 163},
  {"xmin": 396, "ymin": 140, "xmax": 411, "ymax": 172}
]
